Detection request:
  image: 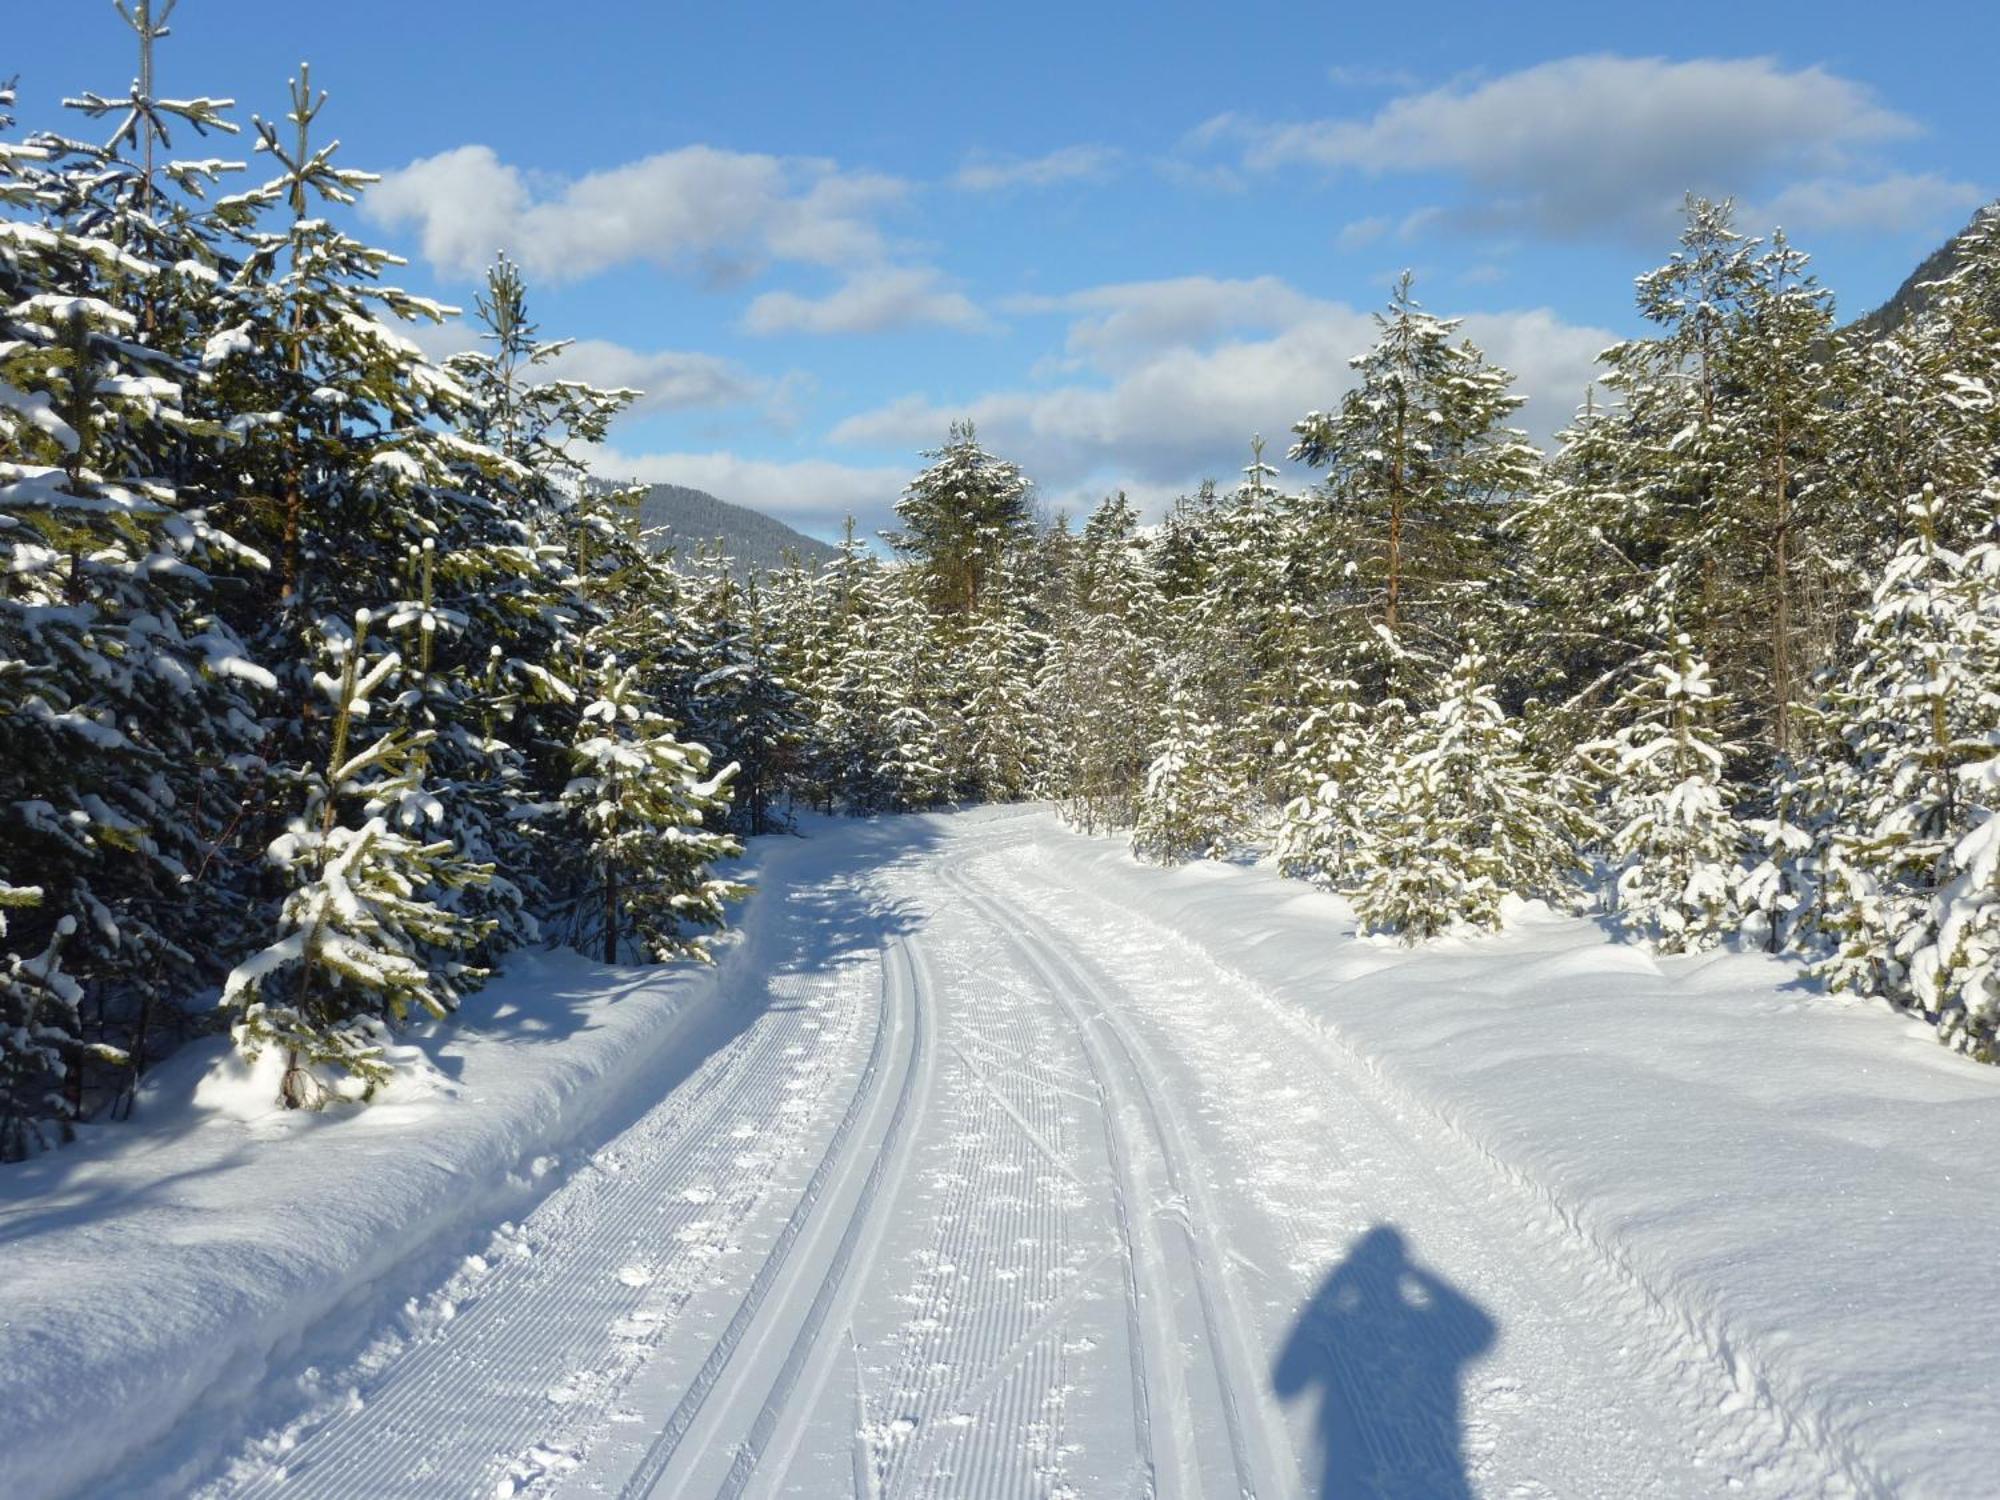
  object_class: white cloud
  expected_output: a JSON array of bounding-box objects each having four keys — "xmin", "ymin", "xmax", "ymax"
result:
[
  {"xmin": 1337, "ymin": 216, "xmax": 1391, "ymax": 250},
  {"xmin": 1005, "ymin": 275, "xmax": 1324, "ymax": 369},
  {"xmin": 832, "ymin": 277, "xmax": 1612, "ymax": 507},
  {"xmin": 953, "ymin": 145, "xmax": 1122, "ymax": 191},
  {"xmin": 366, "ymin": 143, "xmax": 907, "ymax": 283},
  {"xmin": 1208, "ymin": 55, "xmax": 1922, "ymax": 240},
  {"xmin": 552, "ymin": 340, "xmax": 767, "ymax": 414},
  {"xmin": 1756, "ymin": 173, "xmax": 1988, "ymax": 234},
  {"xmin": 743, "ymin": 266, "xmax": 989, "ymax": 336},
  {"xmin": 592, "ymin": 447, "xmax": 905, "ymax": 536},
  {"xmin": 392, "ymin": 315, "xmax": 775, "ymax": 418}
]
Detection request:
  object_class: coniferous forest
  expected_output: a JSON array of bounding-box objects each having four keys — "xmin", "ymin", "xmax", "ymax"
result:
[{"xmin": 4, "ymin": 11, "xmax": 1998, "ymax": 1166}]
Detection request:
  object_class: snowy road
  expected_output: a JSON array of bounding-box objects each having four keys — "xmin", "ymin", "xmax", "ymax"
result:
[{"xmin": 186, "ymin": 808, "xmax": 1891, "ymax": 1498}]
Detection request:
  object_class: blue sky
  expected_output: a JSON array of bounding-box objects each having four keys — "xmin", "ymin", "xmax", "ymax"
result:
[{"xmin": 13, "ymin": 1, "xmax": 1996, "ymax": 537}]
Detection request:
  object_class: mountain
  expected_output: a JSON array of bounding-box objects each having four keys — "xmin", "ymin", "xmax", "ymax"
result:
[
  {"xmin": 602, "ymin": 481, "xmax": 842, "ymax": 574},
  {"xmin": 1851, "ymin": 201, "xmax": 1997, "ymax": 341}
]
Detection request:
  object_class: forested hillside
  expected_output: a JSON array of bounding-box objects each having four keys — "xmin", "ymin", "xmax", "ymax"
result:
[
  {"xmin": 4, "ymin": 8, "xmax": 1998, "ymax": 1169},
  {"xmin": 628, "ymin": 482, "xmax": 840, "ymax": 575}
]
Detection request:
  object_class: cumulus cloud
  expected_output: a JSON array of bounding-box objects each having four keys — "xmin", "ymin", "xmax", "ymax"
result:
[
  {"xmin": 1205, "ymin": 55, "xmax": 1923, "ymax": 240},
  {"xmin": 833, "ymin": 277, "xmax": 1612, "ymax": 508},
  {"xmin": 743, "ymin": 266, "xmax": 989, "ymax": 336},
  {"xmin": 592, "ymin": 447, "xmax": 904, "ymax": 536},
  {"xmin": 391, "ymin": 314, "xmax": 777, "ymax": 418},
  {"xmin": 953, "ymin": 145, "xmax": 1122, "ymax": 191},
  {"xmin": 1005, "ymin": 275, "xmax": 1324, "ymax": 369},
  {"xmin": 1756, "ymin": 172, "xmax": 1988, "ymax": 234},
  {"xmin": 366, "ymin": 143, "xmax": 906, "ymax": 283}
]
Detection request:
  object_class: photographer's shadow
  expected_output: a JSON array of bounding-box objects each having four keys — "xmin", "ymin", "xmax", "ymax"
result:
[{"xmin": 1275, "ymin": 1225, "xmax": 1497, "ymax": 1499}]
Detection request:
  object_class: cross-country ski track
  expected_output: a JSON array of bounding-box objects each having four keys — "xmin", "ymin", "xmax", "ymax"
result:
[{"xmin": 25, "ymin": 804, "xmax": 2000, "ymax": 1498}]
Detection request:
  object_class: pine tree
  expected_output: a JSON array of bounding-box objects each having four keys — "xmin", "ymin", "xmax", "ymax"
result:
[
  {"xmin": 1289, "ymin": 274, "xmax": 1539, "ymax": 681},
  {"xmin": 1588, "ymin": 635, "xmax": 1744, "ymax": 952},
  {"xmin": 1132, "ymin": 668, "xmax": 1237, "ymax": 863},
  {"xmin": 560, "ymin": 655, "xmax": 743, "ymax": 964},
  {"xmin": 883, "ymin": 421, "xmax": 1033, "ymax": 618},
  {"xmin": 1814, "ymin": 490, "xmax": 2000, "ymax": 1053},
  {"xmin": 1351, "ymin": 653, "xmax": 1590, "ymax": 940},
  {"xmin": 221, "ymin": 612, "xmax": 493, "ymax": 1108}
]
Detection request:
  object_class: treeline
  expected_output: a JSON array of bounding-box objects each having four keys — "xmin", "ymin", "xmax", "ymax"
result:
[
  {"xmin": 5, "ymin": 13, "xmax": 1998, "ymax": 1164},
  {"xmin": 743, "ymin": 206, "xmax": 2000, "ymax": 1065},
  {"xmin": 0, "ymin": 19, "xmax": 751, "ymax": 1154}
]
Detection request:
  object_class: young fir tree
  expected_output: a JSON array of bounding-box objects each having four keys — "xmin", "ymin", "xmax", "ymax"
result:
[
  {"xmin": 560, "ymin": 655, "xmax": 743, "ymax": 964},
  {"xmin": 1813, "ymin": 489, "xmax": 2000, "ymax": 1055},
  {"xmin": 222, "ymin": 612, "xmax": 493, "ymax": 1109},
  {"xmin": 1587, "ymin": 635, "xmax": 1745, "ymax": 952},
  {"xmin": 3, "ymin": 70, "xmax": 274, "ymax": 1129},
  {"xmin": 1351, "ymin": 653, "xmax": 1591, "ymax": 941}
]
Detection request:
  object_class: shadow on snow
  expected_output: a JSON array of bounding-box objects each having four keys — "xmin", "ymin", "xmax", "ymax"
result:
[{"xmin": 1275, "ymin": 1224, "xmax": 1497, "ymax": 1500}]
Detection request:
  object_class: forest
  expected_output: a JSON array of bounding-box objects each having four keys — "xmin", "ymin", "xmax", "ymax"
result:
[{"xmin": 3, "ymin": 7, "xmax": 1997, "ymax": 1164}]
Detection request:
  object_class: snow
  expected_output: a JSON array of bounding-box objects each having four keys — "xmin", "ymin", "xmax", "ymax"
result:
[
  {"xmin": 7, "ymin": 807, "xmax": 2000, "ymax": 1498},
  {"xmin": 0, "ymin": 830, "xmax": 834, "ymax": 1500}
]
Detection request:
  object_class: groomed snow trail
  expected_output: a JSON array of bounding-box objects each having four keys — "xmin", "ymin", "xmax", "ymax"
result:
[{"xmin": 187, "ymin": 808, "xmax": 1872, "ymax": 1498}]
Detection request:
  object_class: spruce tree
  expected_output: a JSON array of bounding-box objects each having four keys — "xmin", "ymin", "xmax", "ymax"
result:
[
  {"xmin": 1273, "ymin": 674, "xmax": 1372, "ymax": 888},
  {"xmin": 1132, "ymin": 667, "xmax": 1237, "ymax": 863}
]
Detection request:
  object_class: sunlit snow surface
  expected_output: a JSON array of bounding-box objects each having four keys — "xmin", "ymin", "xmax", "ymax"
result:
[{"xmin": 3, "ymin": 806, "xmax": 1997, "ymax": 1498}]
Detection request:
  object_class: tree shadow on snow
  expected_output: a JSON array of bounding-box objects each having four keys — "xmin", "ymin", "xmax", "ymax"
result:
[{"xmin": 1275, "ymin": 1225, "xmax": 1497, "ymax": 1500}]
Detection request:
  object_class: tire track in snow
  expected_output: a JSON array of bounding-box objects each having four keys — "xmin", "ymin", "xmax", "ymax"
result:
[
  {"xmin": 612, "ymin": 935, "xmax": 929, "ymax": 1499},
  {"xmin": 941, "ymin": 855, "xmax": 1296, "ymax": 1500}
]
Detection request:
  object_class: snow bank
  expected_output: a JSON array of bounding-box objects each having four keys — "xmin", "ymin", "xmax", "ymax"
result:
[
  {"xmin": 1013, "ymin": 818, "xmax": 2000, "ymax": 1499},
  {"xmin": 0, "ymin": 829, "xmax": 833, "ymax": 1500}
]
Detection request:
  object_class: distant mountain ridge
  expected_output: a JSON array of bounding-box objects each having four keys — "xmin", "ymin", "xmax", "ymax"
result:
[
  {"xmin": 597, "ymin": 480, "xmax": 841, "ymax": 575},
  {"xmin": 1852, "ymin": 201, "xmax": 1998, "ymax": 340}
]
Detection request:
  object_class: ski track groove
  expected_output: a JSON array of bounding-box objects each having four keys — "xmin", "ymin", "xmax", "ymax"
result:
[
  {"xmin": 989, "ymin": 836, "xmax": 1885, "ymax": 1499},
  {"xmin": 716, "ymin": 937, "xmax": 937, "ymax": 1499},
  {"xmin": 612, "ymin": 931, "xmax": 922, "ymax": 1500},
  {"xmin": 940, "ymin": 851, "xmax": 1296, "ymax": 1500},
  {"xmin": 867, "ymin": 885, "xmax": 1092, "ymax": 1499},
  {"xmin": 206, "ymin": 875, "xmax": 882, "ymax": 1500}
]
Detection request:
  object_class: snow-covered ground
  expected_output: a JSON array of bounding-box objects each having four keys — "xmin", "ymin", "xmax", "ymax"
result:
[{"xmin": 5, "ymin": 806, "xmax": 1999, "ymax": 1498}]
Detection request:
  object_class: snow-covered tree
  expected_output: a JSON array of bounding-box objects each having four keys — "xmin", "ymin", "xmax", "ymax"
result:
[
  {"xmin": 1814, "ymin": 491, "xmax": 2000, "ymax": 1053},
  {"xmin": 1289, "ymin": 274, "xmax": 1539, "ymax": 677},
  {"xmin": 1273, "ymin": 676, "xmax": 1373, "ymax": 888},
  {"xmin": 1132, "ymin": 670, "xmax": 1237, "ymax": 863},
  {"xmin": 222, "ymin": 612, "xmax": 492, "ymax": 1108},
  {"xmin": 1351, "ymin": 654, "xmax": 1590, "ymax": 941},
  {"xmin": 559, "ymin": 655, "xmax": 743, "ymax": 964},
  {"xmin": 884, "ymin": 422, "xmax": 1033, "ymax": 618},
  {"xmin": 1038, "ymin": 493, "xmax": 1158, "ymax": 831},
  {"xmin": 1588, "ymin": 635, "xmax": 1744, "ymax": 951}
]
